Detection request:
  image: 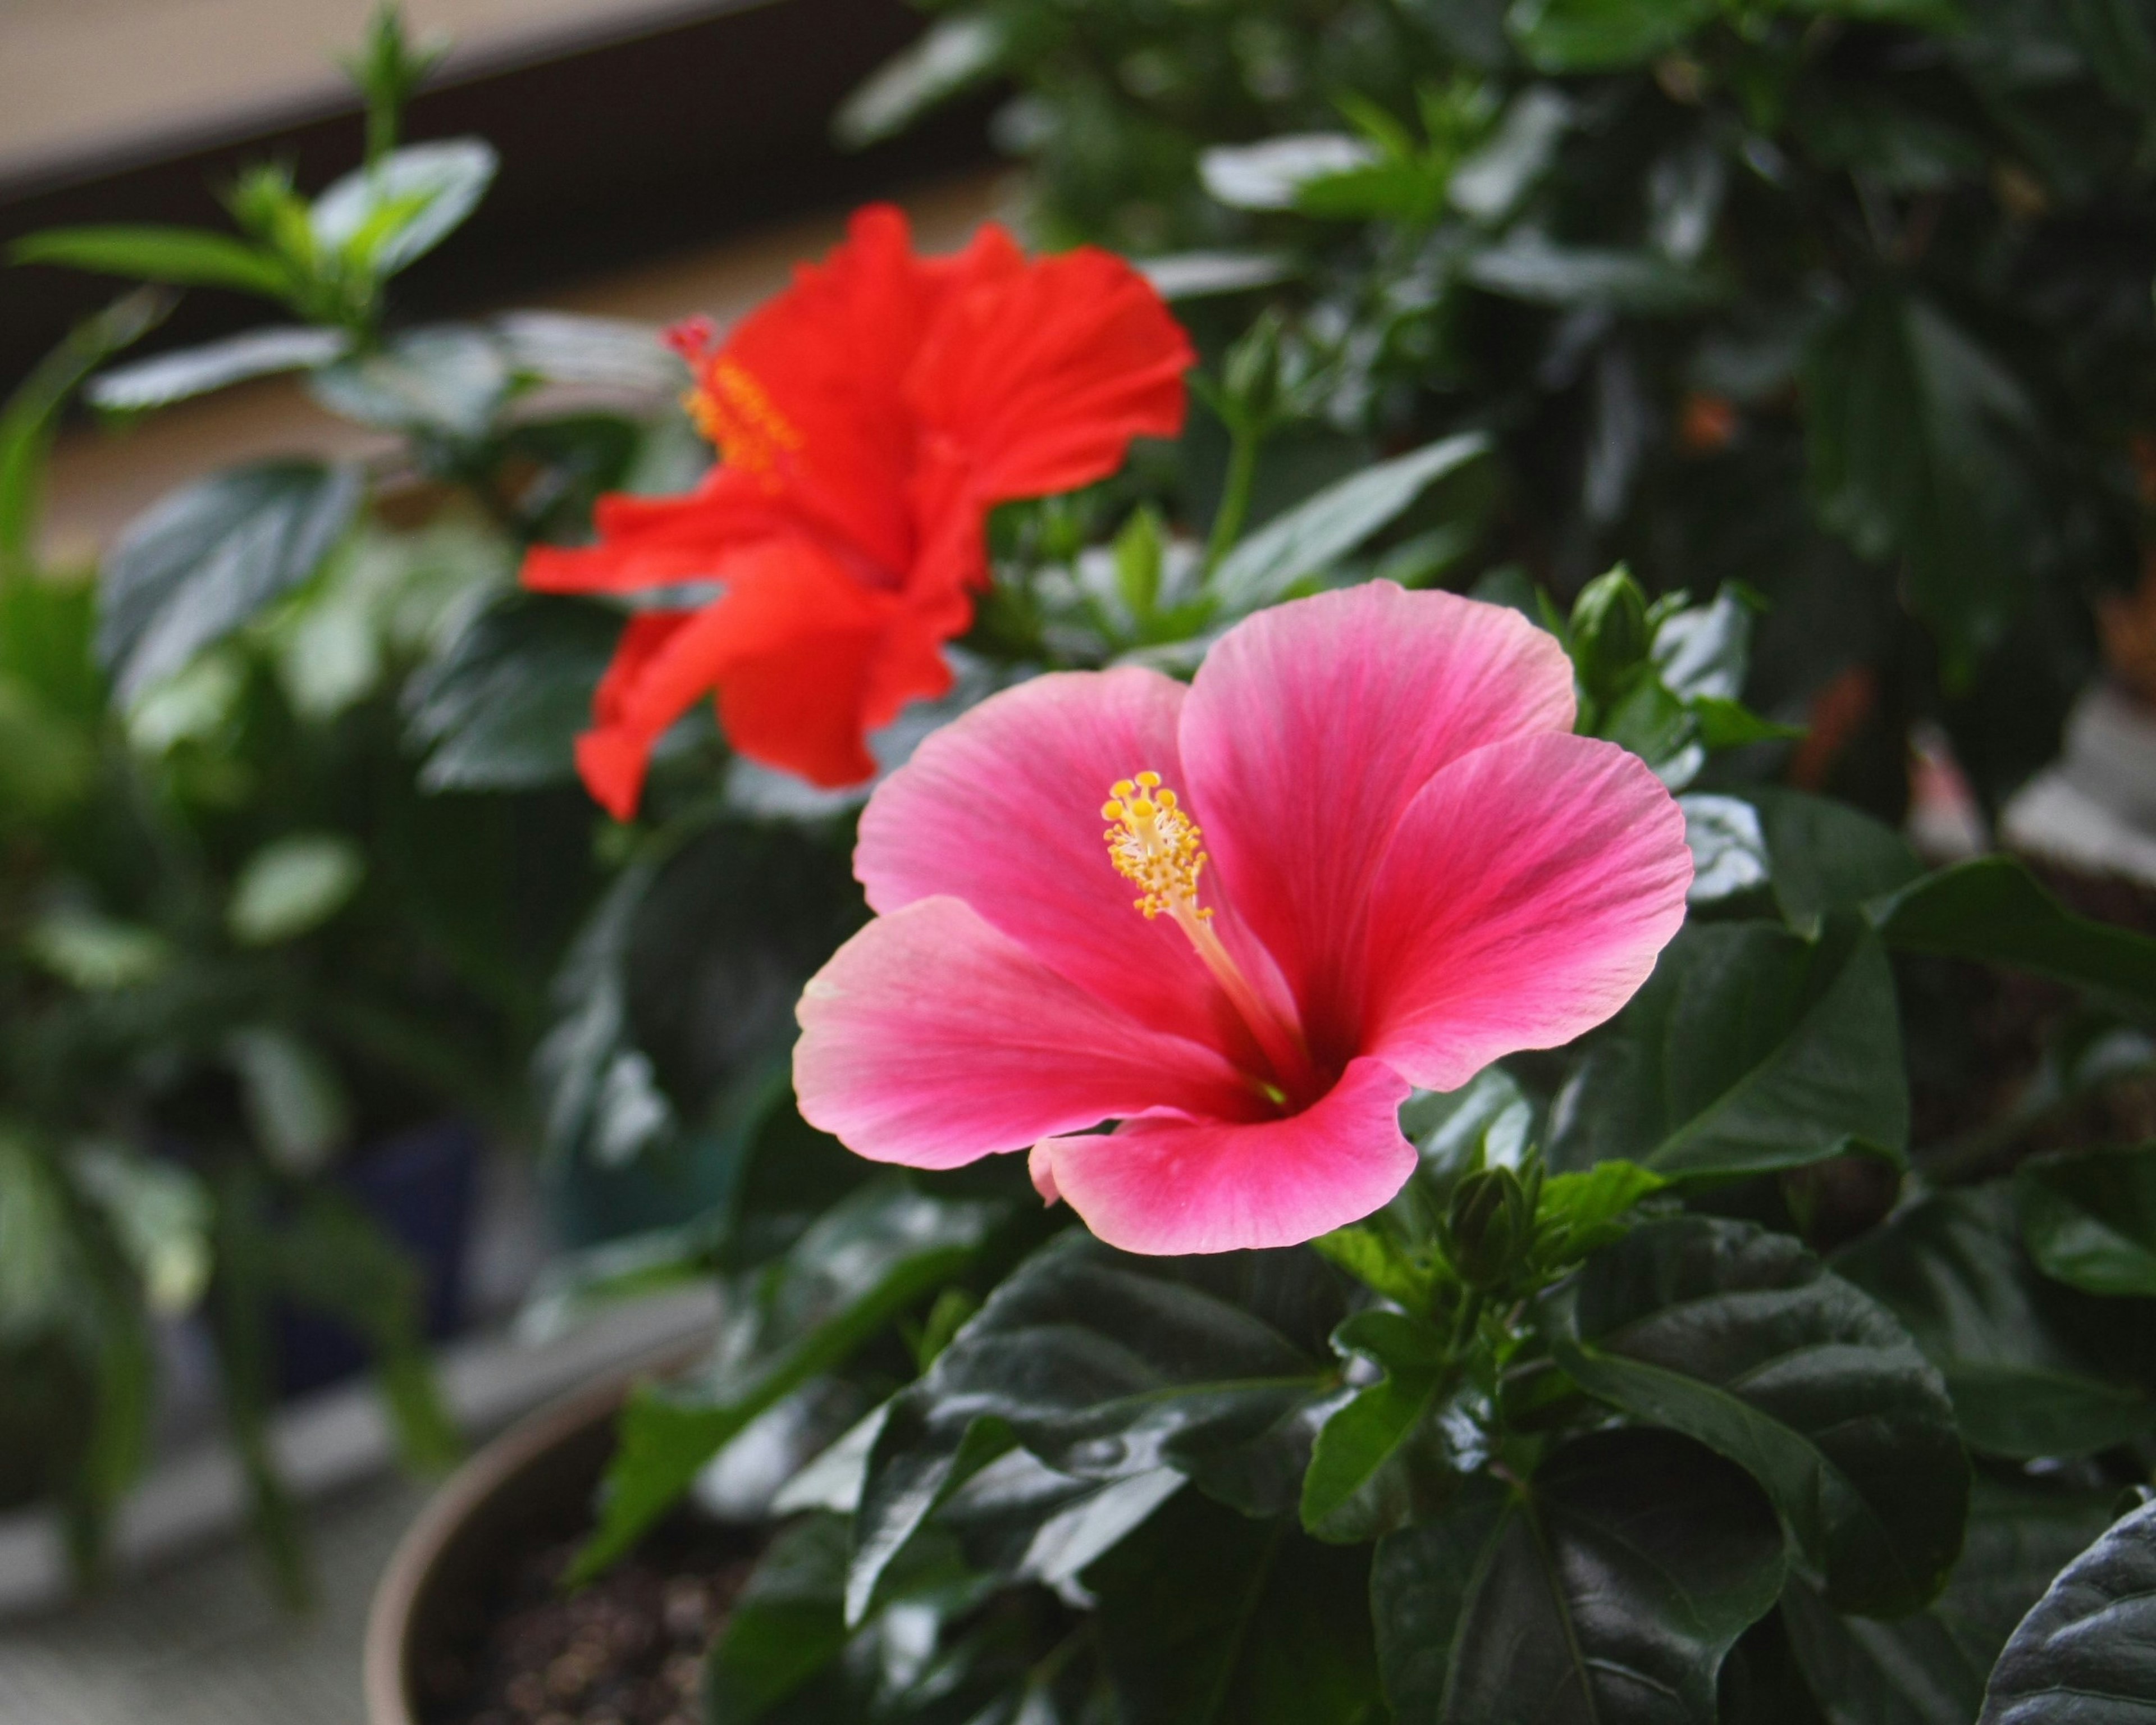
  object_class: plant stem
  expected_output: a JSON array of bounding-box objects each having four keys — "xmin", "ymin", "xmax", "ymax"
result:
[{"xmin": 1204, "ymin": 422, "xmax": 1262, "ymax": 573}]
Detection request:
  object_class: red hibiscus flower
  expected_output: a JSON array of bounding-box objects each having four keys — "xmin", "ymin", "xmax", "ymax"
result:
[{"xmin": 522, "ymin": 205, "xmax": 1195, "ymax": 815}]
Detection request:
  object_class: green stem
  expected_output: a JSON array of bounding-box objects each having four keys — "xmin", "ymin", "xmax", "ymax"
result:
[{"xmin": 1204, "ymin": 423, "xmax": 1262, "ymax": 573}]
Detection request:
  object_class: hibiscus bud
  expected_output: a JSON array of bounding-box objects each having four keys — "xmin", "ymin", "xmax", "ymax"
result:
[
  {"xmin": 1222, "ymin": 309, "xmax": 1289, "ymax": 430},
  {"xmin": 1444, "ymin": 1165, "xmax": 1534, "ymax": 1292},
  {"xmin": 1569, "ymin": 565, "xmax": 1651, "ymax": 701}
]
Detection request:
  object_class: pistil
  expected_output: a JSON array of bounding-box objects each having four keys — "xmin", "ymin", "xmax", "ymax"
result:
[{"xmin": 1103, "ymin": 772, "xmax": 1317, "ymax": 1104}]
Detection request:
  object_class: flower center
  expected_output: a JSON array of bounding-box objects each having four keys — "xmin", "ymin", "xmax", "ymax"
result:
[
  {"xmin": 682, "ymin": 353, "xmax": 803, "ymax": 478},
  {"xmin": 1103, "ymin": 772, "xmax": 1316, "ymax": 1106}
]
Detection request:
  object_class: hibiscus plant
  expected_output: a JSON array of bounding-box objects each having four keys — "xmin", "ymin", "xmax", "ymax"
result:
[{"xmin": 14, "ymin": 3, "xmax": 2156, "ymax": 1718}]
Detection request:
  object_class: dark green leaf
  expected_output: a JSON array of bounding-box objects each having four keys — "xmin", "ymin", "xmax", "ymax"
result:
[
  {"xmin": 1545, "ymin": 1215, "xmax": 1967, "ymax": 1616},
  {"xmin": 1782, "ymin": 1476, "xmax": 2117, "ymax": 1725},
  {"xmin": 847, "ymin": 1399, "xmax": 1018, "ymax": 1623},
  {"xmin": 85, "ymin": 326, "xmax": 350, "ymax": 412},
  {"xmin": 573, "ymin": 1180, "xmax": 997, "ymax": 1581},
  {"xmin": 859, "ymin": 1232, "xmax": 1347, "ymax": 1526},
  {"xmin": 1682, "ymin": 793, "xmax": 1772, "ymax": 902},
  {"xmin": 1091, "ymin": 1489, "xmax": 1382, "ymax": 1725},
  {"xmin": 270, "ymin": 1190, "xmax": 459, "ymax": 1470},
  {"xmin": 1978, "ymin": 1498, "xmax": 2156, "ymax": 1723},
  {"xmin": 99, "ymin": 460, "xmax": 363, "ymax": 700},
  {"xmin": 1748, "ymin": 790, "xmax": 1921, "ymax": 932},
  {"xmin": 1836, "ymin": 1188, "xmax": 2156, "ymax": 1459},
  {"xmin": 2017, "ymin": 1144, "xmax": 2156, "ymax": 1297},
  {"xmin": 1870, "ymin": 857, "xmax": 2156, "ymax": 1014},
  {"xmin": 403, "ymin": 593, "xmax": 616, "ymax": 792},
  {"xmin": 1505, "ymin": 0, "xmax": 1716, "ymax": 71},
  {"xmin": 11, "ymin": 226, "xmax": 294, "ymax": 301},
  {"xmin": 705, "ymin": 1514, "xmax": 855, "ymax": 1723},
  {"xmin": 1374, "ymin": 1427, "xmax": 1785, "ymax": 1723},
  {"xmin": 1465, "ymin": 233, "xmax": 1725, "ymax": 312},
  {"xmin": 1550, "ymin": 919, "xmax": 1910, "ymax": 1181},
  {"xmin": 1806, "ymin": 290, "xmax": 2041, "ymax": 677},
  {"xmin": 1209, "ymin": 434, "xmax": 1488, "ymax": 614},
  {"xmin": 1300, "ymin": 1308, "xmax": 1464, "ymax": 1542}
]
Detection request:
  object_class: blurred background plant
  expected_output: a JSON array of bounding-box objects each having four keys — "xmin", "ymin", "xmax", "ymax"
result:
[{"xmin": 844, "ymin": 0, "xmax": 2156, "ymax": 816}]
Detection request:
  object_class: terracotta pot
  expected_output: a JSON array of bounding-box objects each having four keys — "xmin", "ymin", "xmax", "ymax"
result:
[{"xmin": 363, "ymin": 1366, "xmax": 642, "ymax": 1725}]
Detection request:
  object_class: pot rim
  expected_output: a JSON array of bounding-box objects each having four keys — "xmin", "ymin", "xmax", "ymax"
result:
[{"xmin": 362, "ymin": 1348, "xmax": 694, "ymax": 1725}]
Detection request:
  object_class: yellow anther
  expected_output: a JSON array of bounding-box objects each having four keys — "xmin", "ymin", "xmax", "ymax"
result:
[
  {"xmin": 684, "ymin": 358, "xmax": 803, "ymax": 477},
  {"xmin": 1103, "ymin": 769, "xmax": 1210, "ymax": 921}
]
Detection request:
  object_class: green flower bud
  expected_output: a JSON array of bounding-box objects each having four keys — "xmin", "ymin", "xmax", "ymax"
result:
[
  {"xmin": 1569, "ymin": 565, "xmax": 1652, "ymax": 702},
  {"xmin": 1222, "ymin": 309, "xmax": 1288, "ymax": 430},
  {"xmin": 1444, "ymin": 1165, "xmax": 1533, "ymax": 1292}
]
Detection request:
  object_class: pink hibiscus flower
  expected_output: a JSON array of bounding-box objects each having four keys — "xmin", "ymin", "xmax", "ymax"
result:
[{"xmin": 793, "ymin": 582, "xmax": 1693, "ymax": 1256}]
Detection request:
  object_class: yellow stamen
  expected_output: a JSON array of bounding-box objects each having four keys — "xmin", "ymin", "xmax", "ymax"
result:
[
  {"xmin": 1102, "ymin": 770, "xmax": 1316, "ymax": 1103},
  {"xmin": 684, "ymin": 357, "xmax": 803, "ymax": 477}
]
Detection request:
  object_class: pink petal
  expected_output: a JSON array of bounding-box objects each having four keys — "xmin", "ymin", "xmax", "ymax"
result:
[
  {"xmin": 854, "ymin": 668, "xmax": 1281, "ymax": 1057},
  {"xmin": 1180, "ymin": 584, "xmax": 1577, "ymax": 1058},
  {"xmin": 1359, "ymin": 731, "xmax": 1692, "ymax": 1092},
  {"xmin": 1036, "ymin": 1056, "xmax": 1417, "ymax": 1254},
  {"xmin": 793, "ymin": 897, "xmax": 1259, "ymax": 1171}
]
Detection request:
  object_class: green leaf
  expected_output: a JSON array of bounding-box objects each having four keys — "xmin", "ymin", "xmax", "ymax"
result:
[
  {"xmin": 1465, "ymin": 232, "xmax": 1725, "ymax": 312},
  {"xmin": 1782, "ymin": 1476, "xmax": 2118, "ymax": 1725},
  {"xmin": 224, "ymin": 1026, "xmax": 350, "ymax": 1174},
  {"xmin": 847, "ymin": 1400, "xmax": 1018, "ymax": 1623},
  {"xmin": 69, "ymin": 1143, "xmax": 211, "ymax": 1315},
  {"xmin": 270, "ymin": 1190, "xmax": 460, "ymax": 1471},
  {"xmin": 570, "ymin": 1180, "xmax": 998, "ymax": 1582},
  {"xmin": 11, "ymin": 226, "xmax": 294, "ymax": 302},
  {"xmin": 22, "ymin": 906, "xmax": 171, "ymax": 991},
  {"xmin": 1682, "ymin": 793, "xmax": 1771, "ymax": 903},
  {"xmin": 705, "ymin": 1514, "xmax": 856, "ymax": 1723},
  {"xmin": 1374, "ymin": 1427, "xmax": 1786, "ymax": 1723},
  {"xmin": 2016, "ymin": 1144, "xmax": 2156, "ymax": 1297},
  {"xmin": 226, "ymin": 832, "xmax": 366, "ymax": 945},
  {"xmin": 1200, "ymin": 134, "xmax": 1381, "ymax": 211},
  {"xmin": 1748, "ymin": 789, "xmax": 1921, "ymax": 932},
  {"xmin": 1978, "ymin": 1497, "xmax": 2156, "ymax": 1723},
  {"xmin": 99, "ymin": 460, "xmax": 363, "ymax": 701},
  {"xmin": 1655, "ymin": 582, "xmax": 1758, "ymax": 703},
  {"xmin": 1806, "ymin": 290, "xmax": 2041, "ymax": 678},
  {"xmin": 1545, "ymin": 1215, "xmax": 1968, "ymax": 1616},
  {"xmin": 835, "ymin": 15, "xmax": 1007, "ymax": 148},
  {"xmin": 309, "ymin": 139, "xmax": 497, "ymax": 278},
  {"xmin": 1534, "ymin": 1158, "xmax": 1667, "ymax": 1267},
  {"xmin": 85, "ymin": 326, "xmax": 350, "ymax": 412},
  {"xmin": 1550, "ymin": 919, "xmax": 1910, "ymax": 1180},
  {"xmin": 403, "ymin": 593, "xmax": 616, "ymax": 792},
  {"xmin": 0, "ymin": 289, "xmax": 171, "ymax": 569},
  {"xmin": 1300, "ymin": 1308, "xmax": 1463, "ymax": 1543},
  {"xmin": 1870, "ymin": 857, "xmax": 2156, "ymax": 1014},
  {"xmin": 1835, "ymin": 1187, "xmax": 2156, "ymax": 1459},
  {"xmin": 1209, "ymin": 434, "xmax": 1488, "ymax": 614},
  {"xmin": 493, "ymin": 311, "xmax": 683, "ymax": 394},
  {"xmin": 853, "ymin": 1231, "xmax": 1349, "ymax": 1523},
  {"xmin": 1506, "ymin": 0, "xmax": 1718, "ymax": 71},
  {"xmin": 1091, "ymin": 1488, "xmax": 1382, "ymax": 1725},
  {"xmin": 308, "ymin": 323, "xmax": 513, "ymax": 439},
  {"xmin": 0, "ymin": 1130, "xmax": 75, "ymax": 1339}
]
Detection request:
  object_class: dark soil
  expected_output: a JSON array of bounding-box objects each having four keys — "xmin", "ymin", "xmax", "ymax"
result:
[{"xmin": 417, "ymin": 1514, "xmax": 762, "ymax": 1725}]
